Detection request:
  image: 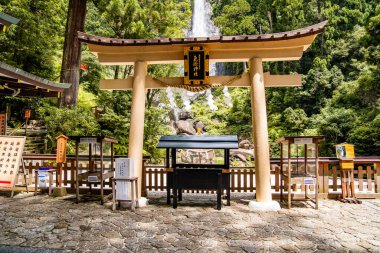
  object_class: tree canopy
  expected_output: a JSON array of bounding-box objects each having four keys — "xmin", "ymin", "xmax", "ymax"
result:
[{"xmin": 0, "ymin": 0, "xmax": 379, "ymax": 159}]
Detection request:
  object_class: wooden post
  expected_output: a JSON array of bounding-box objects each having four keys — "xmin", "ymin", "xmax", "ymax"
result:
[
  {"xmin": 128, "ymin": 61, "xmax": 147, "ymax": 198},
  {"xmin": 249, "ymin": 57, "xmax": 272, "ymax": 202}
]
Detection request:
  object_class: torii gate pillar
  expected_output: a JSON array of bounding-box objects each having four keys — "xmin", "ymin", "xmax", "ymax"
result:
[
  {"xmin": 249, "ymin": 57, "xmax": 280, "ymax": 211},
  {"xmin": 128, "ymin": 61, "xmax": 147, "ymax": 198}
]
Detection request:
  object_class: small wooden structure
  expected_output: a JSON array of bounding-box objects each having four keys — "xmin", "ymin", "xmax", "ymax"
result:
[
  {"xmin": 278, "ymin": 136, "xmax": 325, "ymax": 209},
  {"xmin": 69, "ymin": 136, "xmax": 117, "ymax": 204},
  {"xmin": 336, "ymin": 143, "xmax": 362, "ymax": 204},
  {"xmin": 157, "ymin": 135, "xmax": 238, "ymax": 210}
]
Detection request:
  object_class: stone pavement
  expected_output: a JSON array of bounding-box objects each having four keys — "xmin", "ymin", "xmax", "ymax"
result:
[{"xmin": 0, "ymin": 191, "xmax": 380, "ymax": 253}]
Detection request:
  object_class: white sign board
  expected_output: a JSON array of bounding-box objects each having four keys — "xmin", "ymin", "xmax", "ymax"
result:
[
  {"xmin": 294, "ymin": 138, "xmax": 313, "ymax": 145},
  {"xmin": 304, "ymin": 177, "xmax": 315, "ymax": 185},
  {"xmin": 0, "ymin": 136, "xmax": 25, "ymax": 191},
  {"xmin": 79, "ymin": 138, "xmax": 97, "ymax": 143},
  {"xmin": 115, "ymin": 158, "xmax": 134, "ymax": 201}
]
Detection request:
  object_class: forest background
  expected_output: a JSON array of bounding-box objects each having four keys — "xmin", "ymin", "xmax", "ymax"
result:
[{"xmin": 0, "ymin": 0, "xmax": 379, "ymax": 161}]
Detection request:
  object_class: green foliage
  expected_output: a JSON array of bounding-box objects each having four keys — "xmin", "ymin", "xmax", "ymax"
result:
[
  {"xmin": 1, "ymin": 0, "xmax": 379, "ymax": 160},
  {"xmin": 0, "ymin": 0, "xmax": 66, "ymax": 79},
  {"xmin": 36, "ymin": 104, "xmax": 100, "ymax": 153}
]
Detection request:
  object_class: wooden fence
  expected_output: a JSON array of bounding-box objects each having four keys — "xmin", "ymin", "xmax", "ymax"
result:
[
  {"xmin": 142, "ymin": 157, "xmax": 380, "ymax": 199},
  {"xmin": 18, "ymin": 155, "xmax": 380, "ymax": 199}
]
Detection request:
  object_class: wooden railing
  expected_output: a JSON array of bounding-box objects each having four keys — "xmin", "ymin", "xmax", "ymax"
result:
[
  {"xmin": 142, "ymin": 157, "xmax": 380, "ymax": 199},
  {"xmin": 17, "ymin": 154, "xmax": 380, "ymax": 199}
]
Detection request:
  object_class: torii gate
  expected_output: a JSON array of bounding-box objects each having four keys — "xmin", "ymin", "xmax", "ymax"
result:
[{"xmin": 78, "ymin": 21, "xmax": 327, "ymax": 210}]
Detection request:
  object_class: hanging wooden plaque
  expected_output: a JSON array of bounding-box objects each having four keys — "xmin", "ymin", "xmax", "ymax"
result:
[
  {"xmin": 0, "ymin": 114, "xmax": 6, "ymax": 135},
  {"xmin": 184, "ymin": 46, "xmax": 210, "ymax": 85},
  {"xmin": 24, "ymin": 109, "xmax": 31, "ymax": 119}
]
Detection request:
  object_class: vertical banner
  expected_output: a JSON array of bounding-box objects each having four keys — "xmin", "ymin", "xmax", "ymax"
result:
[
  {"xmin": 184, "ymin": 46, "xmax": 209, "ymax": 85},
  {"xmin": 0, "ymin": 136, "xmax": 25, "ymax": 190}
]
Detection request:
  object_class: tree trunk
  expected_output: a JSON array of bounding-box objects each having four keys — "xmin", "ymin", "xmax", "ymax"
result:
[{"xmin": 60, "ymin": 0, "xmax": 87, "ymax": 107}]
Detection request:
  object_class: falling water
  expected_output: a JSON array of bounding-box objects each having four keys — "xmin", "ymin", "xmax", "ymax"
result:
[
  {"xmin": 166, "ymin": 0, "xmax": 233, "ymax": 112},
  {"xmin": 188, "ymin": 0, "xmax": 219, "ymax": 38}
]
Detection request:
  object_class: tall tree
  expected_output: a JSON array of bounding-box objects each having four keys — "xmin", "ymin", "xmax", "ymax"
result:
[{"xmin": 60, "ymin": 0, "xmax": 87, "ymax": 107}]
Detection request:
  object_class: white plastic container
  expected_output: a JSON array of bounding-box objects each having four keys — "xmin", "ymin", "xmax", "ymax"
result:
[{"xmin": 38, "ymin": 167, "xmax": 50, "ymax": 188}]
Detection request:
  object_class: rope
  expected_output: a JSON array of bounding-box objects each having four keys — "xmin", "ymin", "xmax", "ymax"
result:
[{"xmin": 153, "ymin": 74, "xmax": 243, "ymax": 92}]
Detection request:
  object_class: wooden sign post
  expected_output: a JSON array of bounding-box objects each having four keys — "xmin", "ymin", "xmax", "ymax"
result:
[{"xmin": 56, "ymin": 135, "xmax": 68, "ymax": 187}]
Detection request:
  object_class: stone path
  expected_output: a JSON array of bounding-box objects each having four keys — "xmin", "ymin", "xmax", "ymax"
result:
[{"xmin": 1, "ymin": 192, "xmax": 380, "ymax": 252}]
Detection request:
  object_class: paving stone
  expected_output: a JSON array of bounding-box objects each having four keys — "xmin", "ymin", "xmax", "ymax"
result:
[
  {"xmin": 280, "ymin": 243, "xmax": 299, "ymax": 252},
  {"xmin": 1, "ymin": 194, "xmax": 380, "ymax": 252},
  {"xmin": 295, "ymin": 241, "xmax": 314, "ymax": 250},
  {"xmin": 110, "ymin": 238, "xmax": 125, "ymax": 249}
]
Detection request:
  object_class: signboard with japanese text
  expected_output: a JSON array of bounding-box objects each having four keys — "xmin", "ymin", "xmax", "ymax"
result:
[
  {"xmin": 56, "ymin": 135, "xmax": 68, "ymax": 163},
  {"xmin": 0, "ymin": 136, "xmax": 25, "ymax": 191},
  {"xmin": 115, "ymin": 158, "xmax": 135, "ymax": 200},
  {"xmin": 184, "ymin": 46, "xmax": 210, "ymax": 85}
]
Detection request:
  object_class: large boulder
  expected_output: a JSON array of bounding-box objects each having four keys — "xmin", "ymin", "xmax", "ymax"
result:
[
  {"xmin": 231, "ymin": 148, "xmax": 254, "ymax": 162},
  {"xmin": 175, "ymin": 120, "xmax": 196, "ymax": 135},
  {"xmin": 239, "ymin": 139, "xmax": 251, "ymax": 149},
  {"xmin": 179, "ymin": 149, "xmax": 214, "ymax": 164}
]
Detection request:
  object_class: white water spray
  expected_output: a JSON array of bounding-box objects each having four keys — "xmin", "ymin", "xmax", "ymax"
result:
[
  {"xmin": 223, "ymin": 86, "xmax": 233, "ymax": 108},
  {"xmin": 206, "ymin": 89, "xmax": 218, "ymax": 110},
  {"xmin": 180, "ymin": 90, "xmax": 192, "ymax": 111}
]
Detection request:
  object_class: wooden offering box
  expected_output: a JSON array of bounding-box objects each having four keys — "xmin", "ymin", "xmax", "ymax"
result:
[{"xmin": 157, "ymin": 135, "xmax": 238, "ymax": 210}]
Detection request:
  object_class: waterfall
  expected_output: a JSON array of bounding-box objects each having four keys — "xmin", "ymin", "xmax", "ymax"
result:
[
  {"xmin": 188, "ymin": 0, "xmax": 219, "ymax": 38},
  {"xmin": 166, "ymin": 0, "xmax": 232, "ymax": 113},
  {"xmin": 188, "ymin": 0, "xmax": 231, "ymax": 109}
]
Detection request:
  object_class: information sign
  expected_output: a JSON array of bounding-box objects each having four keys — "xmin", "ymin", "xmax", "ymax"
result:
[
  {"xmin": 336, "ymin": 143, "xmax": 355, "ymax": 159},
  {"xmin": 115, "ymin": 158, "xmax": 134, "ymax": 201},
  {"xmin": 0, "ymin": 136, "xmax": 25, "ymax": 191},
  {"xmin": 294, "ymin": 138, "xmax": 313, "ymax": 145},
  {"xmin": 80, "ymin": 137, "xmax": 97, "ymax": 144}
]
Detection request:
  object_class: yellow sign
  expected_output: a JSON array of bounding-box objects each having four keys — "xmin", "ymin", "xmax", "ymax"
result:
[
  {"xmin": 340, "ymin": 160, "xmax": 354, "ymax": 170},
  {"xmin": 336, "ymin": 143, "xmax": 355, "ymax": 159},
  {"xmin": 184, "ymin": 46, "xmax": 210, "ymax": 85}
]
